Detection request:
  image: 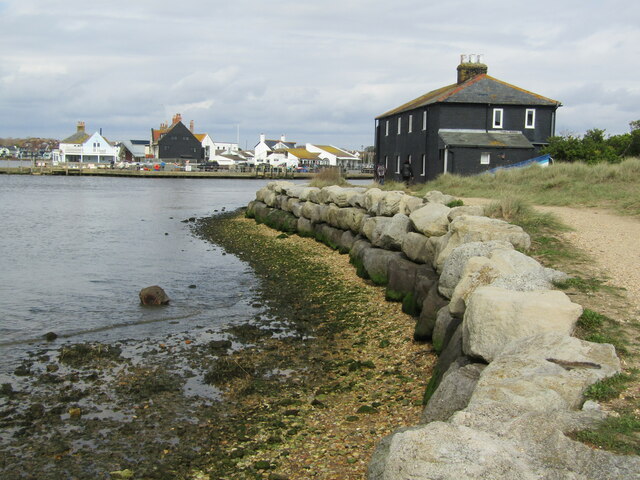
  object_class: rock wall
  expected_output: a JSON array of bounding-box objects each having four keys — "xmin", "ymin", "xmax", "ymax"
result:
[{"xmin": 246, "ymin": 181, "xmax": 640, "ymax": 479}]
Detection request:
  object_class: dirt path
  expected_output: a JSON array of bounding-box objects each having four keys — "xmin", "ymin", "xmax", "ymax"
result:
[
  {"xmin": 463, "ymin": 198, "xmax": 640, "ymax": 313},
  {"xmin": 536, "ymin": 206, "xmax": 640, "ymax": 313}
]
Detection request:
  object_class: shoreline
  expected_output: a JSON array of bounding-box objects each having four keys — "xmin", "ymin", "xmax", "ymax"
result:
[{"xmin": 0, "ymin": 210, "xmax": 434, "ymax": 479}]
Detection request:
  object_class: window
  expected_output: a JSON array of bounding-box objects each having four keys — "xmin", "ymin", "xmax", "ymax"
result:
[
  {"xmin": 397, "ymin": 117, "xmax": 401, "ymax": 135},
  {"xmin": 385, "ymin": 121, "xmax": 389, "ymax": 136},
  {"xmin": 384, "ymin": 155, "xmax": 388, "ymax": 169},
  {"xmin": 408, "ymin": 114, "xmax": 413, "ymax": 133},
  {"xmin": 396, "ymin": 155, "xmax": 401, "ymax": 173},
  {"xmin": 480, "ymin": 152, "xmax": 491, "ymax": 165},
  {"xmin": 422, "ymin": 110, "xmax": 427, "ymax": 130},
  {"xmin": 492, "ymin": 108, "xmax": 503, "ymax": 129},
  {"xmin": 421, "ymin": 154, "xmax": 426, "ymax": 176},
  {"xmin": 525, "ymin": 108, "xmax": 536, "ymax": 129}
]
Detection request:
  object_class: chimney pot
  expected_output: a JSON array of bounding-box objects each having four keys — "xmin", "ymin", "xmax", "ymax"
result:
[
  {"xmin": 260, "ymin": 133, "xmax": 266, "ymax": 143},
  {"xmin": 189, "ymin": 120, "xmax": 194, "ymax": 132},
  {"xmin": 280, "ymin": 134, "xmax": 286, "ymax": 142},
  {"xmin": 457, "ymin": 54, "xmax": 488, "ymax": 84},
  {"xmin": 77, "ymin": 121, "xmax": 85, "ymax": 132}
]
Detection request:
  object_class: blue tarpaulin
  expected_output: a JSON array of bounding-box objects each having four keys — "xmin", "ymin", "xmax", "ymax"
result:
[{"xmin": 486, "ymin": 154, "xmax": 553, "ymax": 174}]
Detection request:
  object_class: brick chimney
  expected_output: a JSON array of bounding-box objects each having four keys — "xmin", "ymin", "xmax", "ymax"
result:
[
  {"xmin": 172, "ymin": 113, "xmax": 182, "ymax": 125},
  {"xmin": 77, "ymin": 121, "xmax": 85, "ymax": 133},
  {"xmin": 189, "ymin": 120, "xmax": 194, "ymax": 132},
  {"xmin": 457, "ymin": 54, "xmax": 488, "ymax": 84}
]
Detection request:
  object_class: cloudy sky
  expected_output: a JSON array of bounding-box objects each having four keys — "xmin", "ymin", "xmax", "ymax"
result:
[{"xmin": 1, "ymin": 0, "xmax": 638, "ymax": 150}]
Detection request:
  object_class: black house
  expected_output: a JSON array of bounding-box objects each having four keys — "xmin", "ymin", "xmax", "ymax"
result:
[
  {"xmin": 151, "ymin": 113, "xmax": 203, "ymax": 162},
  {"xmin": 375, "ymin": 55, "xmax": 561, "ymax": 182}
]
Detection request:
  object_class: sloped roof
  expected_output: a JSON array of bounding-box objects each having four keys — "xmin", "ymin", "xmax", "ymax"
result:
[
  {"xmin": 61, "ymin": 130, "xmax": 91, "ymax": 144},
  {"xmin": 378, "ymin": 74, "xmax": 561, "ymax": 119},
  {"xmin": 314, "ymin": 145, "xmax": 358, "ymax": 158},
  {"xmin": 438, "ymin": 130, "xmax": 534, "ymax": 149},
  {"xmin": 265, "ymin": 139, "xmax": 296, "ymax": 149},
  {"xmin": 121, "ymin": 140, "xmax": 147, "ymax": 157},
  {"xmin": 287, "ymin": 148, "xmax": 321, "ymax": 160},
  {"xmin": 194, "ymin": 134, "xmax": 207, "ymax": 142}
]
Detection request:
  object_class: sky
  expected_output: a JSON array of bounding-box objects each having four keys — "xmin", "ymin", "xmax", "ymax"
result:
[{"xmin": 1, "ymin": 0, "xmax": 639, "ymax": 151}]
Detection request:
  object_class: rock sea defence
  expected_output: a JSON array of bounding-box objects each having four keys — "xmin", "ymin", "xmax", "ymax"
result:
[{"xmin": 246, "ymin": 181, "xmax": 640, "ymax": 479}]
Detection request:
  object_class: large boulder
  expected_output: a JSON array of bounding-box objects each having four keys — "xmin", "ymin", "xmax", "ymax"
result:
[
  {"xmin": 314, "ymin": 223, "xmax": 344, "ymax": 250},
  {"xmin": 376, "ymin": 191, "xmax": 405, "ymax": 217},
  {"xmin": 335, "ymin": 207, "xmax": 368, "ymax": 233},
  {"xmin": 434, "ymin": 215, "xmax": 531, "ymax": 271},
  {"xmin": 438, "ymin": 240, "xmax": 513, "ymax": 298},
  {"xmin": 424, "ymin": 190, "xmax": 457, "ymax": 205},
  {"xmin": 414, "ymin": 283, "xmax": 448, "ymax": 341},
  {"xmin": 361, "ymin": 248, "xmax": 404, "ymax": 285},
  {"xmin": 267, "ymin": 180, "xmax": 295, "ymax": 194},
  {"xmin": 409, "ymin": 203, "xmax": 452, "ymax": 237},
  {"xmin": 361, "ymin": 216, "xmax": 392, "ymax": 245},
  {"xmin": 401, "ymin": 232, "xmax": 436, "ymax": 265},
  {"xmin": 297, "ymin": 217, "xmax": 314, "ymax": 236},
  {"xmin": 298, "ymin": 186, "xmax": 320, "ymax": 202},
  {"xmin": 448, "ymin": 257, "xmax": 503, "ymax": 317},
  {"xmin": 320, "ymin": 185, "xmax": 364, "ymax": 207},
  {"xmin": 300, "ymin": 201, "xmax": 324, "ymax": 223},
  {"xmin": 363, "ymin": 188, "xmax": 385, "ymax": 214},
  {"xmin": 462, "ymin": 286, "xmax": 583, "ymax": 362},
  {"xmin": 139, "ymin": 286, "xmax": 170, "ymax": 305},
  {"xmin": 421, "ymin": 361, "xmax": 486, "ymax": 424},
  {"xmin": 399, "ymin": 195, "xmax": 425, "ymax": 215},
  {"xmin": 375, "ymin": 214, "xmax": 412, "ymax": 251},
  {"xmin": 448, "ymin": 204, "xmax": 485, "ymax": 221},
  {"xmin": 469, "ymin": 332, "xmax": 621, "ymax": 413}
]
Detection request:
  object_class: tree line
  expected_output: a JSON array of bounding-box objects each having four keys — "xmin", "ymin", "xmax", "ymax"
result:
[{"xmin": 541, "ymin": 120, "xmax": 640, "ymax": 164}]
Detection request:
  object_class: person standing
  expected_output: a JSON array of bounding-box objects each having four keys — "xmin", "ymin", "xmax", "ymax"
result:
[
  {"xmin": 376, "ymin": 163, "xmax": 386, "ymax": 185},
  {"xmin": 401, "ymin": 160, "xmax": 413, "ymax": 185}
]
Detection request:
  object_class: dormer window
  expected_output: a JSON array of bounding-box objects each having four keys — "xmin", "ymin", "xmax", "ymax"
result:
[
  {"xmin": 525, "ymin": 108, "xmax": 536, "ymax": 129},
  {"xmin": 493, "ymin": 108, "xmax": 503, "ymax": 129},
  {"xmin": 397, "ymin": 117, "xmax": 401, "ymax": 135}
]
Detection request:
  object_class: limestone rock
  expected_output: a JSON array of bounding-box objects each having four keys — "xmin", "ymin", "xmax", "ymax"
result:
[
  {"xmin": 361, "ymin": 248, "xmax": 404, "ymax": 285},
  {"xmin": 297, "ymin": 217, "xmax": 314, "ymax": 236},
  {"xmin": 139, "ymin": 286, "xmax": 170, "ymax": 305},
  {"xmin": 363, "ymin": 188, "xmax": 385, "ymax": 214},
  {"xmin": 376, "ymin": 214, "xmax": 412, "ymax": 251},
  {"xmin": 438, "ymin": 240, "xmax": 513, "ymax": 298},
  {"xmin": 448, "ymin": 204, "xmax": 485, "ymax": 221},
  {"xmin": 448, "ymin": 257, "xmax": 503, "ymax": 317},
  {"xmin": 376, "ymin": 191, "xmax": 405, "ymax": 217},
  {"xmin": 424, "ymin": 190, "xmax": 457, "ymax": 205},
  {"xmin": 399, "ymin": 195, "xmax": 425, "ymax": 215},
  {"xmin": 421, "ymin": 362, "xmax": 486, "ymax": 424},
  {"xmin": 469, "ymin": 332, "xmax": 621, "ymax": 412},
  {"xmin": 434, "ymin": 215, "xmax": 531, "ymax": 271},
  {"xmin": 409, "ymin": 203, "xmax": 451, "ymax": 237},
  {"xmin": 401, "ymin": 232, "xmax": 435, "ymax": 265},
  {"xmin": 298, "ymin": 186, "xmax": 320, "ymax": 202},
  {"xmin": 462, "ymin": 286, "xmax": 583, "ymax": 362},
  {"xmin": 414, "ymin": 283, "xmax": 448, "ymax": 341}
]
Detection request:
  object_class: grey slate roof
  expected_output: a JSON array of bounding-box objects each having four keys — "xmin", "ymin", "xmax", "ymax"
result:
[
  {"xmin": 378, "ymin": 74, "xmax": 561, "ymax": 119},
  {"xmin": 438, "ymin": 130, "xmax": 534, "ymax": 149}
]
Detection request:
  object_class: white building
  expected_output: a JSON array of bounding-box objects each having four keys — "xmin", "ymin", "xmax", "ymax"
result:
[
  {"xmin": 306, "ymin": 144, "xmax": 363, "ymax": 170},
  {"xmin": 53, "ymin": 122, "xmax": 118, "ymax": 164},
  {"xmin": 254, "ymin": 134, "xmax": 296, "ymax": 164}
]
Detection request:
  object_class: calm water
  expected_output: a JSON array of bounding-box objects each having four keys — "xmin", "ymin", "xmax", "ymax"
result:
[{"xmin": 0, "ymin": 175, "xmax": 278, "ymax": 376}]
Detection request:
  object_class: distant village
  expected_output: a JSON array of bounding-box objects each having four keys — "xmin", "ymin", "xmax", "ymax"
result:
[
  {"xmin": 2, "ymin": 55, "xmax": 563, "ymax": 182},
  {"xmin": 0, "ymin": 113, "xmax": 371, "ymax": 173}
]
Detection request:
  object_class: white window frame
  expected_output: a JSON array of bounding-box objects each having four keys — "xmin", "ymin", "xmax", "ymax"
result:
[
  {"xmin": 421, "ymin": 153, "xmax": 426, "ymax": 176},
  {"xmin": 384, "ymin": 155, "xmax": 388, "ymax": 169},
  {"xmin": 397, "ymin": 117, "xmax": 401, "ymax": 135},
  {"xmin": 385, "ymin": 120, "xmax": 389, "ymax": 136},
  {"xmin": 408, "ymin": 114, "xmax": 413, "ymax": 133},
  {"xmin": 396, "ymin": 155, "xmax": 401, "ymax": 173},
  {"xmin": 480, "ymin": 152, "xmax": 491, "ymax": 165},
  {"xmin": 422, "ymin": 110, "xmax": 427, "ymax": 130},
  {"xmin": 525, "ymin": 108, "xmax": 536, "ymax": 129},
  {"xmin": 492, "ymin": 108, "xmax": 503, "ymax": 129}
]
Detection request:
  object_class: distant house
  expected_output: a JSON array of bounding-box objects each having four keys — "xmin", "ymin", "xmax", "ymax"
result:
[
  {"xmin": 151, "ymin": 114, "xmax": 203, "ymax": 161},
  {"xmin": 306, "ymin": 144, "xmax": 363, "ymax": 170},
  {"xmin": 194, "ymin": 133, "xmax": 216, "ymax": 160},
  {"xmin": 119, "ymin": 140, "xmax": 150, "ymax": 162},
  {"xmin": 254, "ymin": 134, "xmax": 296, "ymax": 164},
  {"xmin": 54, "ymin": 122, "xmax": 118, "ymax": 163},
  {"xmin": 375, "ymin": 54, "xmax": 562, "ymax": 182},
  {"xmin": 285, "ymin": 148, "xmax": 323, "ymax": 168}
]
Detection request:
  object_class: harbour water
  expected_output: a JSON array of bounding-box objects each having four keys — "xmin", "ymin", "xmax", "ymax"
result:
[{"xmin": 0, "ymin": 175, "xmax": 279, "ymax": 377}]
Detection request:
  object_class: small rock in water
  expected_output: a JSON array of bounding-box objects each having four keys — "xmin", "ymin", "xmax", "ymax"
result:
[
  {"xmin": 43, "ymin": 332, "xmax": 58, "ymax": 341},
  {"xmin": 188, "ymin": 284, "xmax": 197, "ymax": 289},
  {"xmin": 164, "ymin": 232, "xmax": 169, "ymax": 236},
  {"xmin": 139, "ymin": 286, "xmax": 170, "ymax": 305}
]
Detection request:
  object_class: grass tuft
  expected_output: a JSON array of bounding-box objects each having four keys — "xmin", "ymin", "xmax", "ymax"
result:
[{"xmin": 308, "ymin": 167, "xmax": 348, "ymax": 188}]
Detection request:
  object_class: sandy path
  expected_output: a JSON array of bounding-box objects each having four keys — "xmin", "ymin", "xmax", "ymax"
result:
[
  {"xmin": 461, "ymin": 198, "xmax": 640, "ymax": 312},
  {"xmin": 536, "ymin": 206, "xmax": 640, "ymax": 312}
]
